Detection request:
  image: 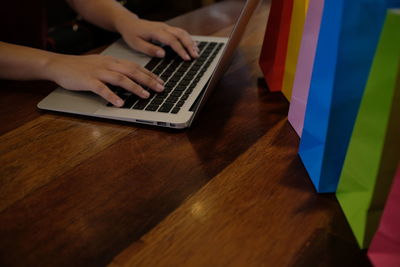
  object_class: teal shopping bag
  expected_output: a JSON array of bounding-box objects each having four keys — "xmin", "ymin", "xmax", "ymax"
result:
[{"xmin": 298, "ymin": 0, "xmax": 400, "ymax": 193}]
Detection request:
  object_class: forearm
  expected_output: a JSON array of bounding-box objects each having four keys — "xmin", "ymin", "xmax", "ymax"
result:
[
  {"xmin": 0, "ymin": 42, "xmax": 58, "ymax": 81},
  {"xmin": 66, "ymin": 0, "xmax": 138, "ymax": 33}
]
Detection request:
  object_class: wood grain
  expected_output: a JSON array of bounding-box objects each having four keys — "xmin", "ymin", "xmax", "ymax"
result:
[
  {"xmin": 0, "ymin": 1, "xmax": 370, "ymax": 267},
  {"xmin": 111, "ymin": 120, "xmax": 369, "ymax": 266},
  {"xmin": 0, "ymin": 80, "xmax": 55, "ymax": 135},
  {"xmin": 0, "ymin": 114, "xmax": 133, "ymax": 212}
]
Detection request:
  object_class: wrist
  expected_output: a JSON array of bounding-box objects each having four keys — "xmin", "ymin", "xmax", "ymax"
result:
[
  {"xmin": 39, "ymin": 52, "xmax": 66, "ymax": 83},
  {"xmin": 113, "ymin": 8, "xmax": 139, "ymax": 35}
]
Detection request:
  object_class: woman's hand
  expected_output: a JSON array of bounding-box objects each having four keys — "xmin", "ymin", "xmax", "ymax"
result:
[
  {"xmin": 116, "ymin": 16, "xmax": 200, "ymax": 61},
  {"xmin": 66, "ymin": 0, "xmax": 199, "ymax": 60},
  {"xmin": 46, "ymin": 53, "xmax": 165, "ymax": 107}
]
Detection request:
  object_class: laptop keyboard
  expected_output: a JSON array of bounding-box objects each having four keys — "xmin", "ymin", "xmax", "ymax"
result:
[{"xmin": 107, "ymin": 41, "xmax": 224, "ymax": 114}]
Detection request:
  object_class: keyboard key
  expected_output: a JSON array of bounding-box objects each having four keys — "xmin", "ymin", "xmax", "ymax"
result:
[
  {"xmin": 171, "ymin": 107, "xmax": 180, "ymax": 114},
  {"xmin": 187, "ymin": 70, "xmax": 197, "ymax": 76},
  {"xmin": 160, "ymin": 73, "xmax": 170, "ymax": 80},
  {"xmin": 190, "ymin": 65, "xmax": 201, "ymax": 71},
  {"xmin": 175, "ymin": 86, "xmax": 186, "ymax": 92},
  {"xmin": 183, "ymin": 75, "xmax": 193, "ymax": 81},
  {"xmin": 123, "ymin": 94, "xmax": 139, "ymax": 109},
  {"xmin": 157, "ymin": 90, "xmax": 170, "ymax": 97},
  {"xmin": 176, "ymin": 100, "xmax": 185, "ymax": 107},
  {"xmin": 145, "ymin": 58, "xmax": 161, "ymax": 70},
  {"xmin": 159, "ymin": 103, "xmax": 174, "ymax": 113},
  {"xmin": 208, "ymin": 42, "xmax": 217, "ymax": 48},
  {"xmin": 113, "ymin": 89, "xmax": 126, "ymax": 98},
  {"xmin": 154, "ymin": 96, "xmax": 167, "ymax": 102},
  {"xmin": 163, "ymin": 70, "xmax": 174, "ymax": 76},
  {"xmin": 180, "ymin": 95, "xmax": 189, "ymax": 101},
  {"xmin": 133, "ymin": 99, "xmax": 149, "ymax": 110},
  {"xmin": 202, "ymin": 51, "xmax": 211, "ymax": 57},
  {"xmin": 166, "ymin": 96, "xmax": 179, "ymax": 103},
  {"xmin": 170, "ymin": 61, "xmax": 181, "ymax": 69},
  {"xmin": 181, "ymin": 62, "xmax": 192, "ymax": 68},
  {"xmin": 198, "ymin": 42, "xmax": 207, "ymax": 50},
  {"xmin": 151, "ymin": 98, "xmax": 164, "ymax": 106},
  {"xmin": 148, "ymin": 90, "xmax": 156, "ymax": 98},
  {"xmin": 178, "ymin": 80, "xmax": 190, "ymax": 87},
  {"xmin": 163, "ymin": 87, "xmax": 173, "ymax": 93},
  {"xmin": 158, "ymin": 61, "xmax": 170, "ymax": 69},
  {"xmin": 145, "ymin": 105, "xmax": 159, "ymax": 111},
  {"xmin": 165, "ymin": 81, "xmax": 176, "ymax": 88},
  {"xmin": 171, "ymin": 91, "xmax": 184, "ymax": 97},
  {"xmin": 185, "ymin": 88, "xmax": 193, "ymax": 95},
  {"xmin": 169, "ymin": 76, "xmax": 180, "ymax": 83}
]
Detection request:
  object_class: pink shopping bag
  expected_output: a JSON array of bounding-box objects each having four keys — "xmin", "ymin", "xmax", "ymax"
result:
[
  {"xmin": 368, "ymin": 164, "xmax": 400, "ymax": 267},
  {"xmin": 287, "ymin": 0, "xmax": 324, "ymax": 136}
]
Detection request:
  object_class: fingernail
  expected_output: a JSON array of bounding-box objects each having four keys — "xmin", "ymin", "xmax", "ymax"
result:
[
  {"xmin": 143, "ymin": 90, "xmax": 150, "ymax": 98},
  {"xmin": 157, "ymin": 77, "xmax": 164, "ymax": 84},
  {"xmin": 157, "ymin": 84, "xmax": 164, "ymax": 91},
  {"xmin": 184, "ymin": 54, "xmax": 191, "ymax": 61},
  {"xmin": 156, "ymin": 50, "xmax": 165, "ymax": 58},
  {"xmin": 116, "ymin": 99, "xmax": 124, "ymax": 107}
]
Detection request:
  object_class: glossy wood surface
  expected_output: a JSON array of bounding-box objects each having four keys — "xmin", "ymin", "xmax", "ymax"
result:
[{"xmin": 0, "ymin": 1, "xmax": 370, "ymax": 266}]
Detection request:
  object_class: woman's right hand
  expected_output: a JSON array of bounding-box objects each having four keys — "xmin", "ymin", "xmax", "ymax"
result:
[{"xmin": 46, "ymin": 53, "xmax": 164, "ymax": 107}]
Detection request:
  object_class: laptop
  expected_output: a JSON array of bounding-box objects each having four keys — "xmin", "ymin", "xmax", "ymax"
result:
[{"xmin": 38, "ymin": 0, "xmax": 260, "ymax": 129}]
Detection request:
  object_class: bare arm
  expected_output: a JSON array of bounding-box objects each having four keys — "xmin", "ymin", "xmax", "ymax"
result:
[
  {"xmin": 0, "ymin": 41, "xmax": 54, "ymax": 81},
  {"xmin": 65, "ymin": 0, "xmax": 135, "ymax": 32},
  {"xmin": 0, "ymin": 0, "xmax": 198, "ymax": 107},
  {"xmin": 0, "ymin": 41, "xmax": 164, "ymax": 107}
]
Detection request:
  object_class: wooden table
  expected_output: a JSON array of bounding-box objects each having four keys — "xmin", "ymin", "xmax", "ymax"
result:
[{"xmin": 0, "ymin": 1, "xmax": 371, "ymax": 266}]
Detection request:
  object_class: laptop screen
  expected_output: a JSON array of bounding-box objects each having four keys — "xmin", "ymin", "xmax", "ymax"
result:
[{"xmin": 190, "ymin": 0, "xmax": 260, "ymax": 124}]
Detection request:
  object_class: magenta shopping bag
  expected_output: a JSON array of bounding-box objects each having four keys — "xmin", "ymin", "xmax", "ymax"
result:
[
  {"xmin": 368, "ymin": 164, "xmax": 400, "ymax": 267},
  {"xmin": 287, "ymin": 0, "xmax": 324, "ymax": 136}
]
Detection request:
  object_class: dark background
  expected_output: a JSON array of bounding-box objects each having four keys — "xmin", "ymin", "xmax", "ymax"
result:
[
  {"xmin": 46, "ymin": 0, "xmax": 220, "ymax": 54},
  {"xmin": 0, "ymin": 0, "xmax": 223, "ymax": 54}
]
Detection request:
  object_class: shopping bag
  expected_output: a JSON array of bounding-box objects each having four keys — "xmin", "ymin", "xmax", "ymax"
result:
[
  {"xmin": 298, "ymin": 0, "xmax": 400, "ymax": 193},
  {"xmin": 336, "ymin": 9, "xmax": 400, "ymax": 249},
  {"xmin": 287, "ymin": 0, "xmax": 324, "ymax": 136},
  {"xmin": 368, "ymin": 164, "xmax": 400, "ymax": 267},
  {"xmin": 281, "ymin": 0, "xmax": 310, "ymax": 101},
  {"xmin": 259, "ymin": 0, "xmax": 294, "ymax": 92}
]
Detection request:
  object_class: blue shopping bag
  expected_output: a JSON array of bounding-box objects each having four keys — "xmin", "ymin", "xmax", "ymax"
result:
[{"xmin": 298, "ymin": 0, "xmax": 400, "ymax": 193}]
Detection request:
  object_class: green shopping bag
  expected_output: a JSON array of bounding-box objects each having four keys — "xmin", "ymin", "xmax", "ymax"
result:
[{"xmin": 336, "ymin": 9, "xmax": 400, "ymax": 249}]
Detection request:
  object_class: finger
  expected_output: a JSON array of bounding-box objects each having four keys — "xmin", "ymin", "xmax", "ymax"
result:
[
  {"xmin": 113, "ymin": 59, "xmax": 164, "ymax": 84},
  {"xmin": 98, "ymin": 71, "xmax": 150, "ymax": 99},
  {"xmin": 88, "ymin": 80, "xmax": 124, "ymax": 107},
  {"xmin": 128, "ymin": 38, "xmax": 166, "ymax": 58},
  {"xmin": 167, "ymin": 27, "xmax": 199, "ymax": 59},
  {"xmin": 109, "ymin": 62, "xmax": 165, "ymax": 93},
  {"xmin": 153, "ymin": 31, "xmax": 191, "ymax": 61}
]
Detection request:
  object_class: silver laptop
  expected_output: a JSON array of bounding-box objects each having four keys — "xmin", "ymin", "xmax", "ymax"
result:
[{"xmin": 38, "ymin": 0, "xmax": 259, "ymax": 129}]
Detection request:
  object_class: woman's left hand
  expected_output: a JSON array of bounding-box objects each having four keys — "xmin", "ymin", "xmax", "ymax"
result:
[{"xmin": 116, "ymin": 16, "xmax": 200, "ymax": 61}]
